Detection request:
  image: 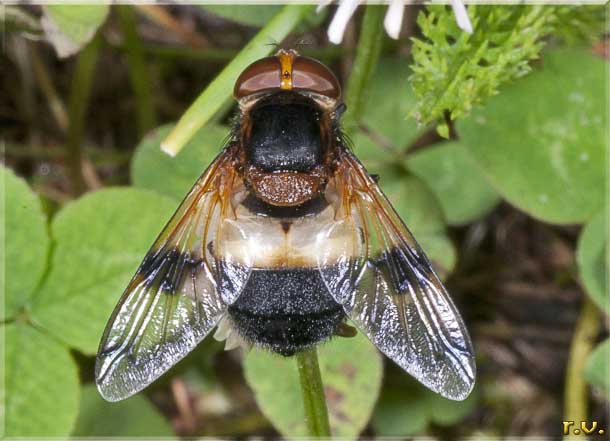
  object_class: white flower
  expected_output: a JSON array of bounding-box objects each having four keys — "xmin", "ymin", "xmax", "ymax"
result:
[
  {"xmin": 450, "ymin": 0, "xmax": 473, "ymax": 34},
  {"xmin": 318, "ymin": 0, "xmax": 473, "ymax": 45}
]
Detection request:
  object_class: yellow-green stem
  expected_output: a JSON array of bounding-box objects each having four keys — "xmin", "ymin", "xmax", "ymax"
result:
[
  {"xmin": 563, "ymin": 297, "xmax": 601, "ymax": 440},
  {"xmin": 296, "ymin": 348, "xmax": 331, "ymax": 437},
  {"xmin": 343, "ymin": 5, "xmax": 385, "ymax": 133}
]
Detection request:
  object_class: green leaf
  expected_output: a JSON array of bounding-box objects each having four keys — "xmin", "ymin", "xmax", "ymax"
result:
[
  {"xmin": 162, "ymin": 4, "xmax": 315, "ymax": 155},
  {"xmin": 577, "ymin": 210, "xmax": 608, "ymax": 314},
  {"xmin": 243, "ymin": 333, "xmax": 383, "ymax": 438},
  {"xmin": 3, "ymin": 323, "xmax": 79, "ymax": 436},
  {"xmin": 584, "ymin": 339, "xmax": 610, "ymax": 399},
  {"xmin": 132, "ymin": 123, "xmax": 228, "ymax": 201},
  {"xmin": 377, "ymin": 167, "xmax": 456, "ymax": 275},
  {"xmin": 410, "ymin": 5, "xmax": 556, "ymax": 130},
  {"xmin": 349, "ymin": 131, "xmax": 398, "ymax": 169},
  {"xmin": 372, "ymin": 369, "xmax": 478, "ymax": 436},
  {"xmin": 1, "ymin": 166, "xmax": 50, "ymax": 320},
  {"xmin": 407, "ymin": 142, "xmax": 500, "ymax": 225},
  {"xmin": 72, "ymin": 384, "xmax": 175, "ymax": 437},
  {"xmin": 41, "ymin": 5, "xmax": 109, "ymax": 58},
  {"xmin": 30, "ymin": 188, "xmax": 177, "ymax": 354},
  {"xmin": 200, "ymin": 5, "xmax": 282, "ymax": 27},
  {"xmin": 458, "ymin": 49, "xmax": 607, "ymax": 224},
  {"xmin": 359, "ymin": 57, "xmax": 424, "ymax": 150}
]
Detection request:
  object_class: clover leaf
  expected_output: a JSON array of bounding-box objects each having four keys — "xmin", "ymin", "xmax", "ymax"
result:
[
  {"xmin": 372, "ymin": 366, "xmax": 478, "ymax": 436},
  {"xmin": 30, "ymin": 188, "xmax": 177, "ymax": 354},
  {"xmin": 4, "ymin": 323, "xmax": 80, "ymax": 436},
  {"xmin": 1, "ymin": 166, "xmax": 49, "ymax": 320},
  {"xmin": 408, "ymin": 142, "xmax": 500, "ymax": 226},
  {"xmin": 359, "ymin": 57, "xmax": 424, "ymax": 151},
  {"xmin": 2, "ymin": 166, "xmax": 81, "ymax": 437},
  {"xmin": 243, "ymin": 333, "xmax": 383, "ymax": 438},
  {"xmin": 458, "ymin": 49, "xmax": 607, "ymax": 224},
  {"xmin": 132, "ymin": 123, "xmax": 228, "ymax": 201},
  {"xmin": 41, "ymin": 5, "xmax": 109, "ymax": 58},
  {"xmin": 72, "ymin": 384, "xmax": 175, "ymax": 437}
]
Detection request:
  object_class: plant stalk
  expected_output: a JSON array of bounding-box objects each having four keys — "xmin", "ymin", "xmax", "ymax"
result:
[
  {"xmin": 117, "ymin": 5, "xmax": 156, "ymax": 137},
  {"xmin": 563, "ymin": 297, "xmax": 600, "ymax": 440},
  {"xmin": 66, "ymin": 33, "xmax": 101, "ymax": 196},
  {"xmin": 296, "ymin": 348, "xmax": 331, "ymax": 437},
  {"xmin": 30, "ymin": 43, "xmax": 69, "ymax": 132},
  {"xmin": 343, "ymin": 5, "xmax": 385, "ymax": 133}
]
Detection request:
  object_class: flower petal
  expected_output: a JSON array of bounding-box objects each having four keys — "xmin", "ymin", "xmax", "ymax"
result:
[
  {"xmin": 327, "ymin": 0, "xmax": 361, "ymax": 44},
  {"xmin": 384, "ymin": 0, "xmax": 405, "ymax": 40},
  {"xmin": 316, "ymin": 0, "xmax": 333, "ymax": 13},
  {"xmin": 451, "ymin": 0, "xmax": 473, "ymax": 34}
]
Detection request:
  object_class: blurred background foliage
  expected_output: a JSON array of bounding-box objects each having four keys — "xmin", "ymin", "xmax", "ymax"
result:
[{"xmin": 1, "ymin": 3, "xmax": 608, "ymax": 438}]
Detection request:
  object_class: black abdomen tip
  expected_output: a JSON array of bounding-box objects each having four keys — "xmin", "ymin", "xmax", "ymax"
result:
[{"xmin": 227, "ymin": 267, "xmax": 345, "ymax": 354}]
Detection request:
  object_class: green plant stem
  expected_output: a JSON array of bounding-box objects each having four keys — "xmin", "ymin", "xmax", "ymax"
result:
[
  {"xmin": 343, "ymin": 5, "xmax": 385, "ymax": 133},
  {"xmin": 66, "ymin": 33, "xmax": 101, "ymax": 196},
  {"xmin": 117, "ymin": 5, "xmax": 156, "ymax": 137},
  {"xmin": 161, "ymin": 4, "xmax": 314, "ymax": 156},
  {"xmin": 30, "ymin": 43, "xmax": 69, "ymax": 132},
  {"xmin": 564, "ymin": 297, "xmax": 600, "ymax": 439},
  {"xmin": 296, "ymin": 348, "xmax": 331, "ymax": 437}
]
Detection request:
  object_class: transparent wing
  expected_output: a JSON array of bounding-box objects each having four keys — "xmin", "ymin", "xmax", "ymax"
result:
[
  {"xmin": 317, "ymin": 151, "xmax": 476, "ymax": 400},
  {"xmin": 95, "ymin": 149, "xmax": 249, "ymax": 402}
]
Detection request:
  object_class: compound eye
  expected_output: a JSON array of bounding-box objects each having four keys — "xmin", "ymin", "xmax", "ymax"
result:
[
  {"xmin": 292, "ymin": 56, "xmax": 341, "ymax": 100},
  {"xmin": 234, "ymin": 56, "xmax": 281, "ymax": 99}
]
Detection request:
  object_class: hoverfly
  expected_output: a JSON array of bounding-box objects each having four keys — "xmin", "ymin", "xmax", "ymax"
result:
[{"xmin": 96, "ymin": 49, "xmax": 475, "ymax": 402}]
